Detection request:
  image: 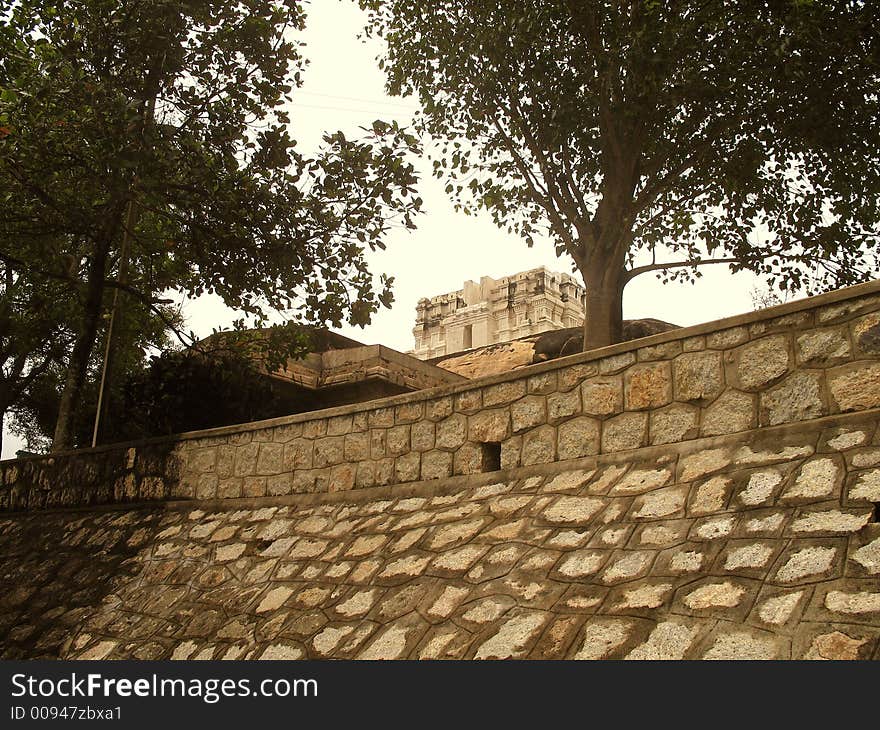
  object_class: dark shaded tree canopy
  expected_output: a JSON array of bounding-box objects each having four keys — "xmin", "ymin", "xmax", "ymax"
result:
[
  {"xmin": 0, "ymin": 261, "xmax": 72, "ymax": 453},
  {"xmin": 1, "ymin": 1, "xmax": 423, "ymax": 448},
  {"xmin": 118, "ymin": 348, "xmax": 291, "ymax": 440},
  {"xmin": 10, "ymin": 300, "xmax": 175, "ymax": 451}
]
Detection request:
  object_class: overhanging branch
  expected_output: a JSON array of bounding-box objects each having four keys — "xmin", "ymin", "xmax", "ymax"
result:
[{"xmin": 623, "ymin": 256, "xmax": 741, "ymax": 283}]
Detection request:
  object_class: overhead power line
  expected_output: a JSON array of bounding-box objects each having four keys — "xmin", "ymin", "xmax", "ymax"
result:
[
  {"xmin": 296, "ymin": 89, "xmax": 418, "ymax": 109},
  {"xmin": 291, "ymin": 101, "xmax": 417, "ymax": 116}
]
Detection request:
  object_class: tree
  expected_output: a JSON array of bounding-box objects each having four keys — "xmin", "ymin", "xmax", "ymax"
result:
[
  {"xmin": 117, "ymin": 348, "xmax": 293, "ymax": 440},
  {"xmin": 6, "ymin": 279, "xmax": 178, "ymax": 451},
  {"xmin": 0, "ymin": 0, "xmax": 422, "ymax": 449},
  {"xmin": 362, "ymin": 0, "xmax": 880, "ymax": 348},
  {"xmin": 0, "ymin": 260, "xmax": 72, "ymax": 453},
  {"xmin": 13, "ymin": 346, "xmax": 292, "ymax": 445}
]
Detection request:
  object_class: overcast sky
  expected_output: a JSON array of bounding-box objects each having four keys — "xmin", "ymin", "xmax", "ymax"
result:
[
  {"xmin": 1, "ymin": 0, "xmax": 770, "ymax": 459},
  {"xmin": 189, "ymin": 1, "xmax": 767, "ymax": 346}
]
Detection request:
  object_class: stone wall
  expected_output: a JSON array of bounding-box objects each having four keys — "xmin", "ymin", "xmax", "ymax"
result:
[
  {"xmin": 2, "ymin": 411, "xmax": 878, "ymax": 660},
  {"xmin": 3, "ymin": 282, "xmax": 880, "ymax": 660},
  {"xmin": 5, "ymin": 279, "xmax": 880, "ymax": 513}
]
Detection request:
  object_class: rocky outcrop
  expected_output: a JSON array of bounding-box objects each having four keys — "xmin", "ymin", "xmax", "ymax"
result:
[
  {"xmin": 432, "ymin": 320, "xmax": 679, "ymax": 378},
  {"xmin": 532, "ymin": 320, "xmax": 680, "ymax": 364},
  {"xmin": 430, "ymin": 340, "xmax": 538, "ymax": 379}
]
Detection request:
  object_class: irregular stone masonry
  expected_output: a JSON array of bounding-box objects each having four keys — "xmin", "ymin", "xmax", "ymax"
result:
[
  {"xmin": 2, "ymin": 414, "xmax": 879, "ymax": 660},
  {"xmin": 6, "ymin": 281, "xmax": 880, "ymax": 512}
]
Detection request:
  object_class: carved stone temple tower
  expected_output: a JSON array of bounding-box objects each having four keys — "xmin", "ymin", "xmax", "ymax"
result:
[{"xmin": 410, "ymin": 267, "xmax": 586, "ymax": 359}]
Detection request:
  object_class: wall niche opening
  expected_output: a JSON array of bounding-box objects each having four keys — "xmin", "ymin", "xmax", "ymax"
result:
[{"xmin": 480, "ymin": 442, "xmax": 502, "ymax": 472}]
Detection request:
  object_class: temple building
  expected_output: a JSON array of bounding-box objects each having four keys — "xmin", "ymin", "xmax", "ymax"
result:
[{"xmin": 410, "ymin": 267, "xmax": 586, "ymax": 359}]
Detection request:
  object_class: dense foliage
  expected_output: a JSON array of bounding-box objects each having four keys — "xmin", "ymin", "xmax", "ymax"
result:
[
  {"xmin": 1, "ymin": 0, "xmax": 422, "ymax": 448},
  {"xmin": 363, "ymin": 0, "xmax": 880, "ymax": 347},
  {"xmin": 119, "ymin": 349, "xmax": 292, "ymax": 439}
]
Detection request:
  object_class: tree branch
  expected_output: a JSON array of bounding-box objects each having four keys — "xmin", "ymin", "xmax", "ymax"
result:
[{"xmin": 623, "ymin": 256, "xmax": 741, "ymax": 283}]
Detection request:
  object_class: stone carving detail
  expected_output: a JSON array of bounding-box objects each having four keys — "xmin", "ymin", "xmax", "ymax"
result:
[{"xmin": 411, "ymin": 267, "xmax": 587, "ymax": 359}]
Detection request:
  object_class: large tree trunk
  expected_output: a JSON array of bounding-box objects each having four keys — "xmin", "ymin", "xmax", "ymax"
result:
[
  {"xmin": 574, "ymin": 211, "xmax": 631, "ymax": 350},
  {"xmin": 52, "ymin": 239, "xmax": 111, "ymax": 451},
  {"xmin": 580, "ymin": 260, "xmax": 626, "ymax": 351},
  {"xmin": 573, "ymin": 164, "xmax": 637, "ymax": 351}
]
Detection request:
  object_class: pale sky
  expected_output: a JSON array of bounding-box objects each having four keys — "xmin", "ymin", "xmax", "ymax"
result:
[
  {"xmin": 1, "ymin": 0, "xmax": 766, "ymax": 459},
  {"xmin": 187, "ymin": 1, "xmax": 765, "ymax": 349}
]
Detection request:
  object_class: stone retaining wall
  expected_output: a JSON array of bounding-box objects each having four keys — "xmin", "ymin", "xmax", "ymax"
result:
[
  {"xmin": 2, "ymin": 411, "xmax": 879, "ymax": 659},
  {"xmin": 5, "ymin": 280, "xmax": 880, "ymax": 513}
]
